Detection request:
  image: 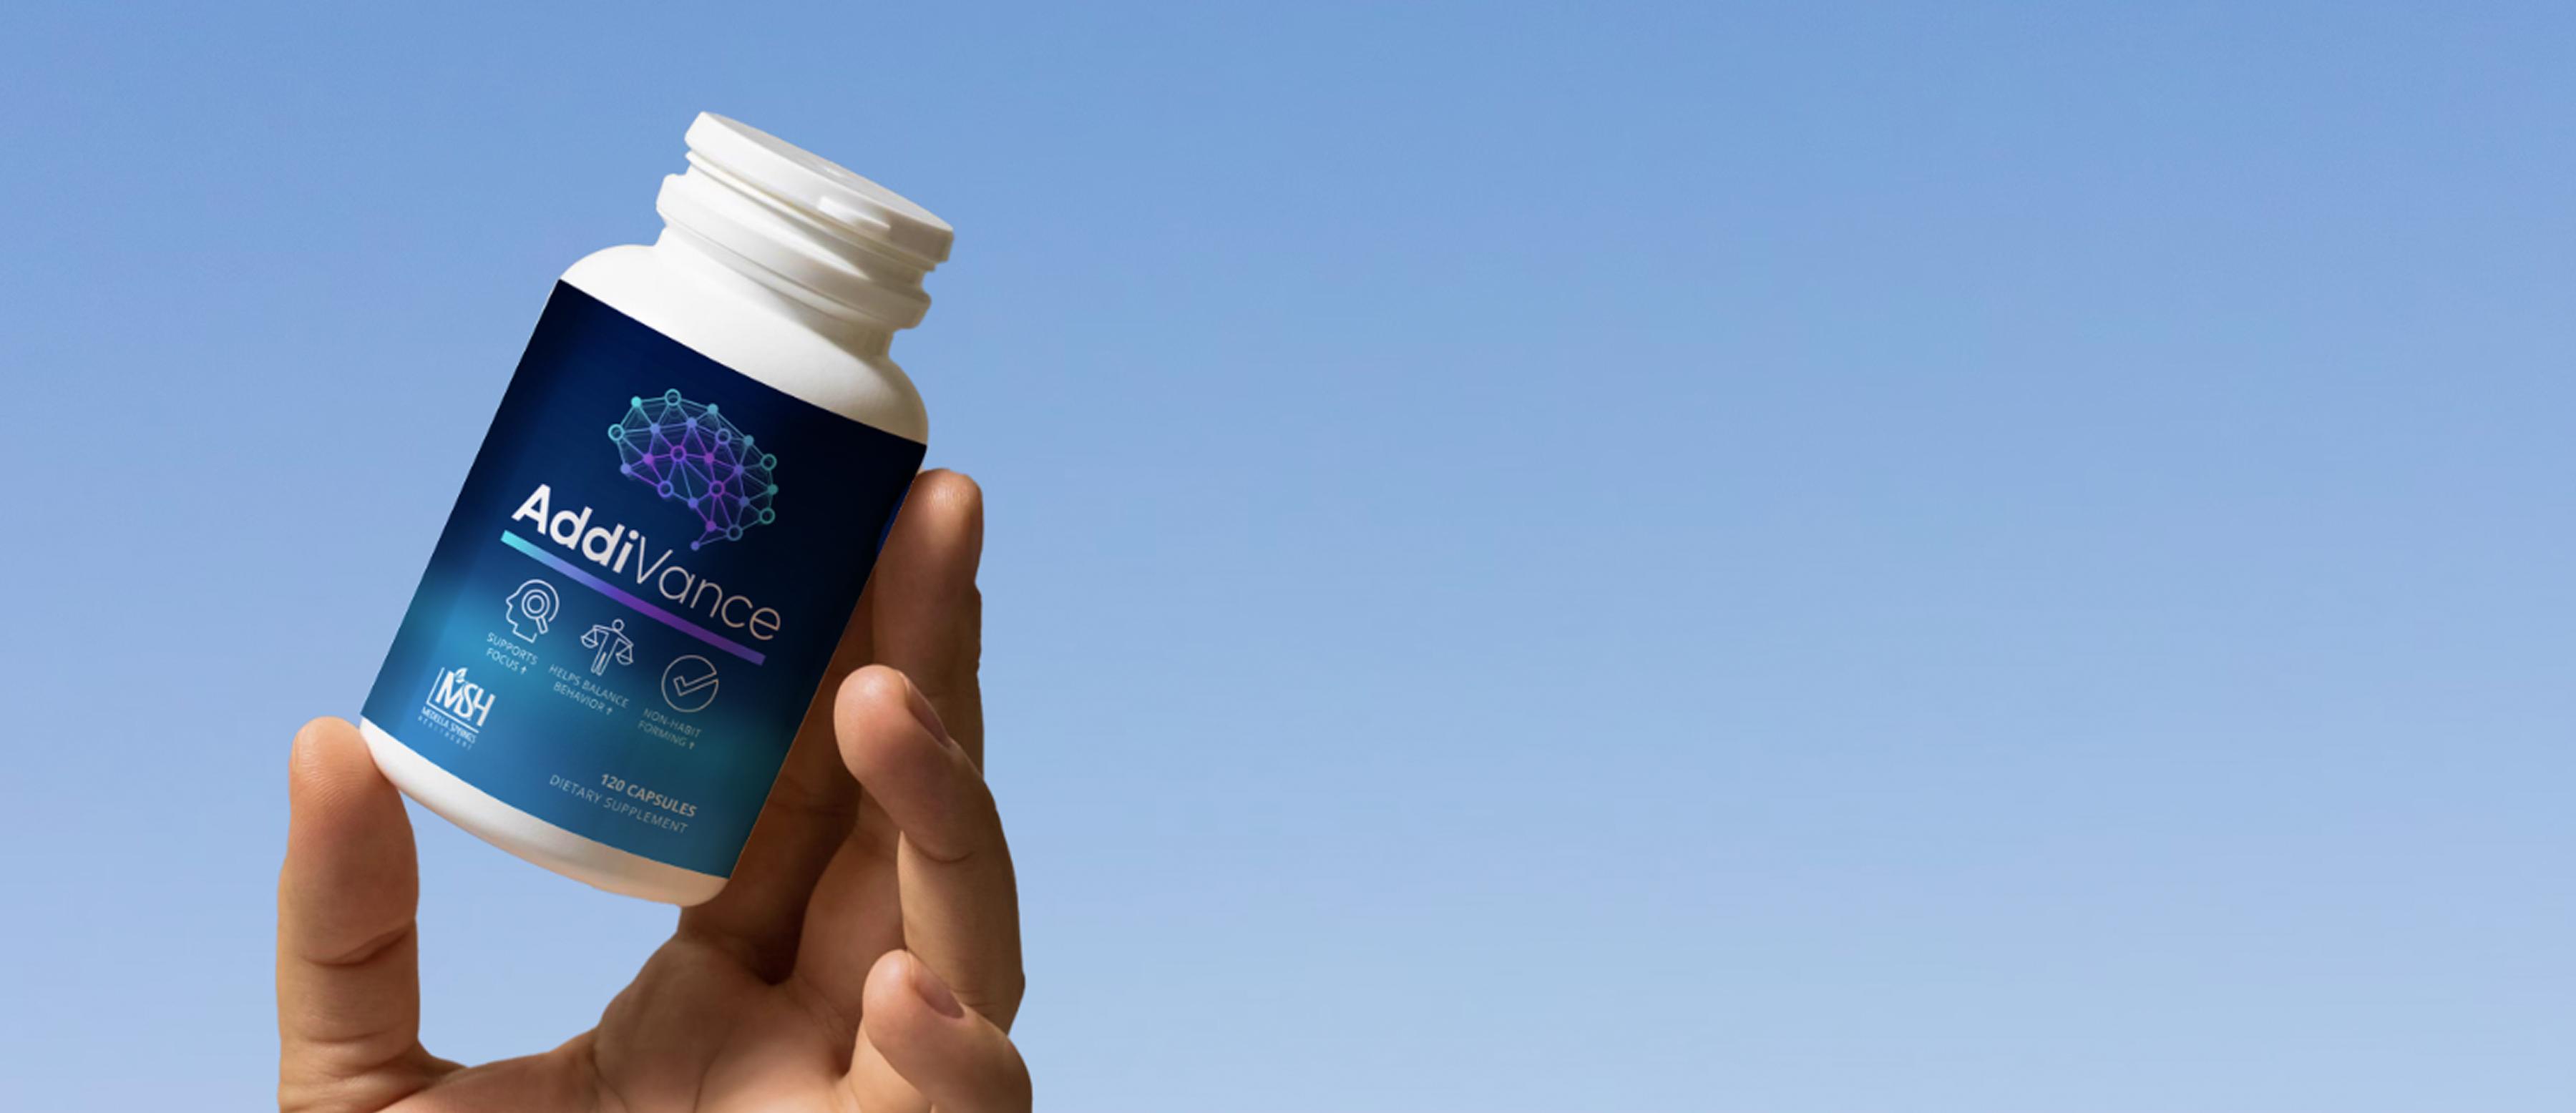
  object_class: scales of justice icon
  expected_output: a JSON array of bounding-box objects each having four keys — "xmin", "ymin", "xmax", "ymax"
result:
[{"xmin": 580, "ymin": 618, "xmax": 635, "ymax": 676}]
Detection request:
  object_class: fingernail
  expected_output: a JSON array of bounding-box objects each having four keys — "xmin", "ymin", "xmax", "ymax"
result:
[
  {"xmin": 897, "ymin": 672, "xmax": 952, "ymax": 745},
  {"xmin": 907, "ymin": 954, "xmax": 965, "ymax": 1019}
]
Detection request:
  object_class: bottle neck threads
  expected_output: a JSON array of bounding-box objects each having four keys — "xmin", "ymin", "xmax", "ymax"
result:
[{"xmin": 653, "ymin": 114, "xmax": 953, "ymax": 335}]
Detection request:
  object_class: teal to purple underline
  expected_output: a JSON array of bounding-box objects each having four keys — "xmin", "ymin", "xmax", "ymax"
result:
[{"xmin": 499, "ymin": 530, "xmax": 766, "ymax": 665}]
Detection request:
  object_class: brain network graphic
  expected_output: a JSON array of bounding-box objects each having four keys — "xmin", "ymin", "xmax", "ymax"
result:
[{"xmin": 609, "ymin": 389, "xmax": 779, "ymax": 550}]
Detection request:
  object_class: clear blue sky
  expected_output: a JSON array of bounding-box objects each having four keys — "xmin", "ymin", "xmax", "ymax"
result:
[{"xmin": 4, "ymin": 1, "xmax": 2572, "ymax": 1109}]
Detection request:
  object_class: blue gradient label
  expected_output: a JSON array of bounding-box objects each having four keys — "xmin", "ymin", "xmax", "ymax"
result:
[{"xmin": 364, "ymin": 284, "xmax": 924, "ymax": 877}]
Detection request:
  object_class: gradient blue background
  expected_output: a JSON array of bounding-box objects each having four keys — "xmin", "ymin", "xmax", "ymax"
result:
[{"xmin": 4, "ymin": 2, "xmax": 2571, "ymax": 1109}]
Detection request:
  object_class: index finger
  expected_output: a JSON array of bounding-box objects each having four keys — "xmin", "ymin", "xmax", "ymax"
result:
[
  {"xmin": 869, "ymin": 469, "xmax": 985, "ymax": 765},
  {"xmin": 833, "ymin": 668, "xmax": 1025, "ymax": 1026}
]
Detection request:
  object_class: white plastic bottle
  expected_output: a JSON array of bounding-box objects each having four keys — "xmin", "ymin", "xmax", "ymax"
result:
[{"xmin": 360, "ymin": 114, "xmax": 952, "ymax": 904}]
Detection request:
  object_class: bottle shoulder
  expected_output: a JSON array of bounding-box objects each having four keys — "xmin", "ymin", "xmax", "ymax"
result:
[{"xmin": 560, "ymin": 245, "xmax": 929, "ymax": 443}]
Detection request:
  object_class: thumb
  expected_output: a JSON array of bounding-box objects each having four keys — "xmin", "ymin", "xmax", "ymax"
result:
[{"xmin": 277, "ymin": 717, "xmax": 442, "ymax": 1111}]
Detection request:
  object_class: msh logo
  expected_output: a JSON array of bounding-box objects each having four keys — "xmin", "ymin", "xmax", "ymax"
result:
[{"xmin": 421, "ymin": 665, "xmax": 495, "ymax": 744}]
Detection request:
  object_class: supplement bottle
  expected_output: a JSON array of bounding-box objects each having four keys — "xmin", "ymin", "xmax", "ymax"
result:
[{"xmin": 360, "ymin": 114, "xmax": 951, "ymax": 904}]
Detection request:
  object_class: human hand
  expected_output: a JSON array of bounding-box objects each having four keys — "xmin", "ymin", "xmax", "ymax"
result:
[{"xmin": 278, "ymin": 471, "xmax": 1028, "ymax": 1112}]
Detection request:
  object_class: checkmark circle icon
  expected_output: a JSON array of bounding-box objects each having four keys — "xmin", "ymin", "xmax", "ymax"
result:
[{"xmin": 661, "ymin": 654, "xmax": 721, "ymax": 713}]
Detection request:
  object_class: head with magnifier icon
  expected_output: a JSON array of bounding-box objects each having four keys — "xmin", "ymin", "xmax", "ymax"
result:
[{"xmin": 504, "ymin": 579, "xmax": 560, "ymax": 642}]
